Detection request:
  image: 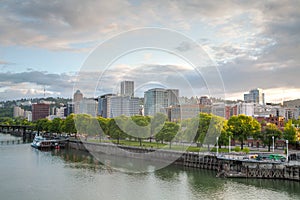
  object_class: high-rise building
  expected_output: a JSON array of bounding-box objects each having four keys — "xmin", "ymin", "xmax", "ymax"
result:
[
  {"xmin": 144, "ymin": 88, "xmax": 167, "ymax": 116},
  {"xmin": 73, "ymin": 90, "xmax": 83, "ymax": 102},
  {"xmin": 73, "ymin": 90, "xmax": 83, "ymax": 114},
  {"xmin": 244, "ymin": 88, "xmax": 265, "ymax": 105},
  {"xmin": 110, "ymin": 96, "xmax": 140, "ymax": 118},
  {"xmin": 120, "ymin": 81, "xmax": 134, "ymax": 97},
  {"xmin": 78, "ymin": 99, "xmax": 98, "ymax": 117},
  {"xmin": 97, "ymin": 94, "xmax": 116, "ymax": 118},
  {"xmin": 32, "ymin": 103, "xmax": 50, "ymax": 121},
  {"xmin": 13, "ymin": 106, "xmax": 24, "ymax": 118},
  {"xmin": 165, "ymin": 104, "xmax": 201, "ymax": 122},
  {"xmin": 55, "ymin": 107, "xmax": 66, "ymax": 118},
  {"xmin": 144, "ymin": 88, "xmax": 179, "ymax": 116},
  {"xmin": 67, "ymin": 102, "xmax": 74, "ymax": 116},
  {"xmin": 165, "ymin": 89, "xmax": 179, "ymax": 106},
  {"xmin": 97, "ymin": 94, "xmax": 140, "ymax": 118},
  {"xmin": 24, "ymin": 111, "xmax": 32, "ymax": 121}
]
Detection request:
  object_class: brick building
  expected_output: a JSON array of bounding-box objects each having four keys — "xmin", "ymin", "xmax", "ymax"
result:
[{"xmin": 32, "ymin": 103, "xmax": 50, "ymax": 121}]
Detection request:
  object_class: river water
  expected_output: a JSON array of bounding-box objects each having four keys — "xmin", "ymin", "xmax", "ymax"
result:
[{"xmin": 1, "ymin": 133, "xmax": 300, "ymax": 200}]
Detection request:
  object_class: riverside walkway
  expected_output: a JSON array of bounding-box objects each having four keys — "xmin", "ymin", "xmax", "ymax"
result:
[{"xmin": 67, "ymin": 140, "xmax": 300, "ymax": 181}]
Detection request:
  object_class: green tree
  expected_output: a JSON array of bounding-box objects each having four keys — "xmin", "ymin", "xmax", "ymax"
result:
[
  {"xmin": 74, "ymin": 114, "xmax": 92, "ymax": 136},
  {"xmin": 49, "ymin": 118, "xmax": 62, "ymax": 133},
  {"xmin": 195, "ymin": 113, "xmax": 212, "ymax": 144},
  {"xmin": 164, "ymin": 122, "xmax": 180, "ymax": 148},
  {"xmin": 194, "ymin": 113, "xmax": 225, "ymax": 151},
  {"xmin": 108, "ymin": 116, "xmax": 128, "ymax": 144},
  {"xmin": 205, "ymin": 115, "xmax": 226, "ymax": 151},
  {"xmin": 61, "ymin": 114, "xmax": 77, "ymax": 135},
  {"xmin": 227, "ymin": 114, "xmax": 261, "ymax": 150},
  {"xmin": 180, "ymin": 117, "xmax": 199, "ymax": 143},
  {"xmin": 156, "ymin": 122, "xmax": 179, "ymax": 148},
  {"xmin": 97, "ymin": 116, "xmax": 110, "ymax": 141},
  {"xmin": 150, "ymin": 113, "xmax": 167, "ymax": 143},
  {"xmin": 218, "ymin": 120, "xmax": 230, "ymax": 148},
  {"xmin": 126, "ymin": 115, "xmax": 150, "ymax": 146},
  {"xmin": 283, "ymin": 120, "xmax": 297, "ymax": 143},
  {"xmin": 86, "ymin": 117, "xmax": 101, "ymax": 141},
  {"xmin": 0, "ymin": 117, "xmax": 13, "ymax": 125},
  {"xmin": 260, "ymin": 123, "xmax": 282, "ymax": 152},
  {"xmin": 35, "ymin": 118, "xmax": 51, "ymax": 134}
]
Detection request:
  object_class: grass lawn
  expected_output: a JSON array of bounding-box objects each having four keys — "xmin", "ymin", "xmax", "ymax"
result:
[
  {"xmin": 86, "ymin": 138, "xmax": 226, "ymax": 152},
  {"xmin": 82, "ymin": 138, "xmax": 255, "ymax": 153}
]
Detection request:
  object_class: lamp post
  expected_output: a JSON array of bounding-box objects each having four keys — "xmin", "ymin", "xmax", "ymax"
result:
[
  {"xmin": 216, "ymin": 136, "xmax": 219, "ymax": 156},
  {"xmin": 286, "ymin": 140, "xmax": 289, "ymax": 163},
  {"xmin": 272, "ymin": 136, "xmax": 274, "ymax": 153},
  {"xmin": 229, "ymin": 135, "xmax": 231, "ymax": 153}
]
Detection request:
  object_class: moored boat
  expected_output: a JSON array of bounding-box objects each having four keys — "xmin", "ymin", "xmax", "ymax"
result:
[{"xmin": 31, "ymin": 135, "xmax": 68, "ymax": 150}]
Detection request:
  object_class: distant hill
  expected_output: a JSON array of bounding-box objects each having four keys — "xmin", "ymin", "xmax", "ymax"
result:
[{"xmin": 0, "ymin": 97, "xmax": 72, "ymax": 118}]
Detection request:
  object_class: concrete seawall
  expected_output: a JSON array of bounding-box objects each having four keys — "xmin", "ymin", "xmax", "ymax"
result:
[{"xmin": 68, "ymin": 140, "xmax": 300, "ymax": 181}]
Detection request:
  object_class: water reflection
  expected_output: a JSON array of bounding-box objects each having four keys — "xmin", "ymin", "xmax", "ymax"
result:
[
  {"xmin": 51, "ymin": 149, "xmax": 105, "ymax": 172},
  {"xmin": 52, "ymin": 147, "xmax": 300, "ymax": 198},
  {"xmin": 1, "ymin": 133, "xmax": 300, "ymax": 200},
  {"xmin": 233, "ymin": 178, "xmax": 300, "ymax": 197}
]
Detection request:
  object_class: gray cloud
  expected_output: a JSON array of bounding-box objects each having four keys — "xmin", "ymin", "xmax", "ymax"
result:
[
  {"xmin": 0, "ymin": 0, "xmax": 299, "ymax": 101},
  {"xmin": 0, "ymin": 71, "xmax": 75, "ymax": 100}
]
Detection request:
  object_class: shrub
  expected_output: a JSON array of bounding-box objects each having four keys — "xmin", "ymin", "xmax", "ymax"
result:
[
  {"xmin": 211, "ymin": 147, "xmax": 217, "ymax": 152},
  {"xmin": 242, "ymin": 147, "xmax": 250, "ymax": 154},
  {"xmin": 234, "ymin": 146, "xmax": 241, "ymax": 152}
]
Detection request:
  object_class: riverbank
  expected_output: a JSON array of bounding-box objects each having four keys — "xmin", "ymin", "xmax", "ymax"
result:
[{"xmin": 67, "ymin": 140, "xmax": 300, "ymax": 181}]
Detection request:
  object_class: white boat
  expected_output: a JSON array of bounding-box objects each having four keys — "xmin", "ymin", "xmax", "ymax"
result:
[
  {"xmin": 31, "ymin": 135, "xmax": 68, "ymax": 149},
  {"xmin": 31, "ymin": 135, "xmax": 52, "ymax": 149}
]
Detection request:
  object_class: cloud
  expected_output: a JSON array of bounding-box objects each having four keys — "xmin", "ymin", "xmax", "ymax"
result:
[
  {"xmin": 73, "ymin": 63, "xmax": 217, "ymax": 99},
  {"xmin": 0, "ymin": 71, "xmax": 75, "ymax": 100},
  {"xmin": 0, "ymin": 0, "xmax": 133, "ymax": 51},
  {"xmin": 0, "ymin": 1, "xmax": 299, "ymax": 102},
  {"xmin": 0, "ymin": 61, "xmax": 9, "ymax": 65}
]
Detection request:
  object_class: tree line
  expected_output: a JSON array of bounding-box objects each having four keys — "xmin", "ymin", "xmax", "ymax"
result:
[{"xmin": 0, "ymin": 113, "xmax": 299, "ymax": 151}]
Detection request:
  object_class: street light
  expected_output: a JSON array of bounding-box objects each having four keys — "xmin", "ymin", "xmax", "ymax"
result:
[
  {"xmin": 216, "ymin": 136, "xmax": 219, "ymax": 156},
  {"xmin": 229, "ymin": 135, "xmax": 231, "ymax": 153},
  {"xmin": 272, "ymin": 136, "xmax": 274, "ymax": 153},
  {"xmin": 286, "ymin": 140, "xmax": 289, "ymax": 163}
]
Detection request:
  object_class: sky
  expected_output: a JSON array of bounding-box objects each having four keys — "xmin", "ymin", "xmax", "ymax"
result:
[{"xmin": 0, "ymin": 0, "xmax": 299, "ymax": 103}]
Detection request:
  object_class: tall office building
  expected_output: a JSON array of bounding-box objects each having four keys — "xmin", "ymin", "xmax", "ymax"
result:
[
  {"xmin": 78, "ymin": 99, "xmax": 98, "ymax": 117},
  {"xmin": 67, "ymin": 102, "xmax": 74, "ymax": 116},
  {"xmin": 32, "ymin": 103, "xmax": 50, "ymax": 121},
  {"xmin": 120, "ymin": 81, "xmax": 134, "ymax": 97},
  {"xmin": 13, "ymin": 106, "xmax": 25, "ymax": 118},
  {"xmin": 73, "ymin": 90, "xmax": 83, "ymax": 102},
  {"xmin": 97, "ymin": 94, "xmax": 140, "ymax": 118},
  {"xmin": 165, "ymin": 89, "xmax": 179, "ymax": 106},
  {"xmin": 73, "ymin": 90, "xmax": 83, "ymax": 114},
  {"xmin": 144, "ymin": 88, "xmax": 179, "ymax": 116},
  {"xmin": 110, "ymin": 96, "xmax": 140, "ymax": 118},
  {"xmin": 97, "ymin": 94, "xmax": 116, "ymax": 118},
  {"xmin": 244, "ymin": 88, "xmax": 265, "ymax": 105}
]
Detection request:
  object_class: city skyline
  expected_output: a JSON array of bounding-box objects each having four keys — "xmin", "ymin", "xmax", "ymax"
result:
[{"xmin": 0, "ymin": 1, "xmax": 299, "ymax": 103}]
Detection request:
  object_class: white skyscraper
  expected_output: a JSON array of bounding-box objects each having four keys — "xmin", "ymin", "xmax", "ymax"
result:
[
  {"xmin": 110, "ymin": 96, "xmax": 140, "ymax": 118},
  {"xmin": 144, "ymin": 88, "xmax": 179, "ymax": 116},
  {"xmin": 120, "ymin": 81, "xmax": 134, "ymax": 97}
]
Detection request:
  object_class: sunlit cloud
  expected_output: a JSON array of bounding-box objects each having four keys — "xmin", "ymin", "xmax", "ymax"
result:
[{"xmin": 0, "ymin": 0, "xmax": 299, "ymax": 102}]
